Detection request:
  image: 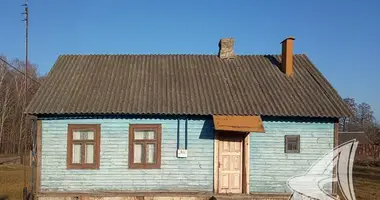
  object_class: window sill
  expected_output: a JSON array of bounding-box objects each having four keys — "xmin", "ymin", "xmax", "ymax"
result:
[
  {"xmin": 128, "ymin": 164, "xmax": 161, "ymax": 169},
  {"xmin": 67, "ymin": 164, "xmax": 100, "ymax": 170}
]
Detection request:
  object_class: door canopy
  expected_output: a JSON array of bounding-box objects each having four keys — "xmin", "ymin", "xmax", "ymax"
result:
[{"xmin": 213, "ymin": 115, "xmax": 265, "ymax": 133}]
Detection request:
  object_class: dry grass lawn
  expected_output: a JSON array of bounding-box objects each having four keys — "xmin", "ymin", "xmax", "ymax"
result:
[
  {"xmin": 352, "ymin": 177, "xmax": 380, "ymax": 200},
  {"xmin": 0, "ymin": 165, "xmax": 30, "ymax": 200},
  {"xmin": 351, "ymin": 165, "xmax": 380, "ymax": 200},
  {"xmin": 0, "ymin": 164, "xmax": 379, "ymax": 200}
]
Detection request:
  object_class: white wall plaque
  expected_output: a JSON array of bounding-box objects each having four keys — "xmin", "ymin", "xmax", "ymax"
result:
[{"xmin": 177, "ymin": 149, "xmax": 188, "ymax": 158}]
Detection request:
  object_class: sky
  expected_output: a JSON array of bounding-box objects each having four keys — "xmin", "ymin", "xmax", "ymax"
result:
[{"xmin": 1, "ymin": 0, "xmax": 379, "ymax": 119}]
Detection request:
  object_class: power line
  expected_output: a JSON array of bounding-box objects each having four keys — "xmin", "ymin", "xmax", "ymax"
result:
[{"xmin": 0, "ymin": 57, "xmax": 41, "ymax": 85}]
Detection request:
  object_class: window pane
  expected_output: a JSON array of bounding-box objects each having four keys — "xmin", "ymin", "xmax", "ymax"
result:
[
  {"xmin": 134, "ymin": 143, "xmax": 143, "ymax": 163},
  {"xmin": 288, "ymin": 143, "xmax": 297, "ymax": 150},
  {"xmin": 84, "ymin": 131, "xmax": 94, "ymax": 140},
  {"xmin": 73, "ymin": 131, "xmax": 81, "ymax": 140},
  {"xmin": 146, "ymin": 144, "xmax": 156, "ymax": 163},
  {"xmin": 72, "ymin": 144, "xmax": 82, "ymax": 164},
  {"xmin": 134, "ymin": 131, "xmax": 145, "ymax": 139},
  {"xmin": 134, "ymin": 130, "xmax": 156, "ymax": 139},
  {"xmin": 286, "ymin": 135, "xmax": 299, "ymax": 152},
  {"xmin": 73, "ymin": 130, "xmax": 94, "ymax": 140},
  {"xmin": 287, "ymin": 143, "xmax": 292, "ymax": 150},
  {"xmin": 288, "ymin": 138, "xmax": 297, "ymax": 143},
  {"xmin": 85, "ymin": 144, "xmax": 94, "ymax": 164},
  {"xmin": 145, "ymin": 131, "xmax": 155, "ymax": 139},
  {"xmin": 81, "ymin": 131, "xmax": 94, "ymax": 140}
]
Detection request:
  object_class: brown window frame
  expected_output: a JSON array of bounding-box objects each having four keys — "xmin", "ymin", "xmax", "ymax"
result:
[
  {"xmin": 284, "ymin": 135, "xmax": 300, "ymax": 153},
  {"xmin": 67, "ymin": 124, "xmax": 101, "ymax": 169},
  {"xmin": 129, "ymin": 124, "xmax": 162, "ymax": 169}
]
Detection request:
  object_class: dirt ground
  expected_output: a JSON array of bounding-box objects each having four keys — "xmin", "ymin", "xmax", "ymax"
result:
[{"xmin": 0, "ymin": 164, "xmax": 379, "ymax": 200}]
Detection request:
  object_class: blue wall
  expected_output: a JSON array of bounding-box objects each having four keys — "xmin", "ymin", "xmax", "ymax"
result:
[
  {"xmin": 249, "ymin": 120, "xmax": 334, "ymax": 193},
  {"xmin": 40, "ymin": 117, "xmax": 214, "ymax": 192},
  {"xmin": 40, "ymin": 116, "xmax": 335, "ymax": 193}
]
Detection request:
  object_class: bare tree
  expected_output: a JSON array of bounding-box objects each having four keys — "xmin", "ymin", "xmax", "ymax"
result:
[
  {"xmin": 341, "ymin": 98, "xmax": 360, "ymax": 131},
  {"xmin": 341, "ymin": 97, "xmax": 380, "ymax": 145},
  {"xmin": 0, "ymin": 56, "xmax": 9, "ymax": 146},
  {"xmin": 357, "ymin": 102, "xmax": 376, "ymax": 128},
  {"xmin": 0, "ymin": 85, "xmax": 11, "ymax": 145},
  {"xmin": 0, "ymin": 55, "xmax": 41, "ymax": 155}
]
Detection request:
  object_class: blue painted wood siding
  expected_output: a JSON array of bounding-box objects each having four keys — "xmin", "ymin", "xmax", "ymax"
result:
[
  {"xmin": 250, "ymin": 120, "xmax": 334, "ymax": 193},
  {"xmin": 40, "ymin": 118, "xmax": 214, "ymax": 192}
]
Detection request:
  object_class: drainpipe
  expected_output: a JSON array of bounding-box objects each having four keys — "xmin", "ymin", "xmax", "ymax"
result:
[
  {"xmin": 185, "ymin": 119, "xmax": 188, "ymax": 149},
  {"xmin": 177, "ymin": 119, "xmax": 180, "ymax": 150}
]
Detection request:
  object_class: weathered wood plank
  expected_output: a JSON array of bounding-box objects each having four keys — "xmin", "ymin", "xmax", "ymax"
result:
[
  {"xmin": 0, "ymin": 156, "xmax": 21, "ymax": 165},
  {"xmin": 213, "ymin": 132, "xmax": 218, "ymax": 194},
  {"xmin": 250, "ymin": 120, "xmax": 335, "ymax": 193},
  {"xmin": 35, "ymin": 120, "xmax": 42, "ymax": 194},
  {"xmin": 243, "ymin": 133, "xmax": 250, "ymax": 194},
  {"xmin": 40, "ymin": 118, "xmax": 214, "ymax": 192}
]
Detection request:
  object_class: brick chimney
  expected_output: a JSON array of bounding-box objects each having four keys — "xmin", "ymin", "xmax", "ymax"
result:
[
  {"xmin": 281, "ymin": 37, "xmax": 295, "ymax": 76},
  {"xmin": 218, "ymin": 38, "xmax": 235, "ymax": 59}
]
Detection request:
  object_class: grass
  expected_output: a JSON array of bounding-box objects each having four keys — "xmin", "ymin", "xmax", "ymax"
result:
[
  {"xmin": 0, "ymin": 164, "xmax": 379, "ymax": 200},
  {"xmin": 350, "ymin": 165, "xmax": 380, "ymax": 200},
  {"xmin": 0, "ymin": 165, "xmax": 30, "ymax": 200},
  {"xmin": 352, "ymin": 177, "xmax": 380, "ymax": 200}
]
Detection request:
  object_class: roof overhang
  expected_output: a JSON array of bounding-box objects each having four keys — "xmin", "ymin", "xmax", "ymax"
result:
[{"xmin": 213, "ymin": 115, "xmax": 265, "ymax": 132}]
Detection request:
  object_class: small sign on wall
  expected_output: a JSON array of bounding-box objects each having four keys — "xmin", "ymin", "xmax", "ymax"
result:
[{"xmin": 177, "ymin": 149, "xmax": 188, "ymax": 158}]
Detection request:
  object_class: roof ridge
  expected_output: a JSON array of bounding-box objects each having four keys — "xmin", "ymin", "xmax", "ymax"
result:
[{"xmin": 58, "ymin": 53, "xmax": 307, "ymax": 57}]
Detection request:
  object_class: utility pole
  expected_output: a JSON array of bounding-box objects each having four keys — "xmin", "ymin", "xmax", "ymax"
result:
[
  {"xmin": 23, "ymin": 0, "xmax": 28, "ymax": 111},
  {"xmin": 22, "ymin": 1, "xmax": 29, "ymax": 199}
]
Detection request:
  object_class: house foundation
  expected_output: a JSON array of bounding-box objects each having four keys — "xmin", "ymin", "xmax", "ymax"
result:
[{"xmin": 35, "ymin": 192, "xmax": 291, "ymax": 200}]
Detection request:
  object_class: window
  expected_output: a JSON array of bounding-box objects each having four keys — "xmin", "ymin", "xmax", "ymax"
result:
[
  {"xmin": 285, "ymin": 135, "xmax": 300, "ymax": 153},
  {"xmin": 67, "ymin": 124, "xmax": 100, "ymax": 169},
  {"xmin": 129, "ymin": 124, "xmax": 161, "ymax": 169}
]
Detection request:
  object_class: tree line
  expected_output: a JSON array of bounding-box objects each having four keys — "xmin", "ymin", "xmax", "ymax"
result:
[
  {"xmin": 0, "ymin": 55, "xmax": 41, "ymax": 155},
  {"xmin": 341, "ymin": 98, "xmax": 380, "ymax": 144}
]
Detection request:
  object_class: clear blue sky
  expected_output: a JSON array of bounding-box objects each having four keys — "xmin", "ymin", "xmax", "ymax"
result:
[{"xmin": 1, "ymin": 0, "xmax": 379, "ymax": 119}]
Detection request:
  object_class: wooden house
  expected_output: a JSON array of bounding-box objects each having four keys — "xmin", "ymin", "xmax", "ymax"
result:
[
  {"xmin": 26, "ymin": 37, "xmax": 351, "ymax": 200},
  {"xmin": 340, "ymin": 131, "xmax": 380, "ymax": 162}
]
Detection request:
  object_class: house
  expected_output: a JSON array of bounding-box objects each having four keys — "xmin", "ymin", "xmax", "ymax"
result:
[
  {"xmin": 340, "ymin": 131, "xmax": 380, "ymax": 162},
  {"xmin": 339, "ymin": 131, "xmax": 371, "ymax": 145},
  {"xmin": 26, "ymin": 37, "xmax": 351, "ymax": 200}
]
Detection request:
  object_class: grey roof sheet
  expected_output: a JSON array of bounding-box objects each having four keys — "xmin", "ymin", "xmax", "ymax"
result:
[
  {"xmin": 26, "ymin": 54, "xmax": 351, "ymax": 117},
  {"xmin": 339, "ymin": 132, "xmax": 372, "ymax": 144}
]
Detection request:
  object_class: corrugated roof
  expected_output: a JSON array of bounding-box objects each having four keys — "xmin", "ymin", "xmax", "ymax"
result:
[
  {"xmin": 26, "ymin": 54, "xmax": 351, "ymax": 117},
  {"xmin": 339, "ymin": 132, "xmax": 372, "ymax": 144}
]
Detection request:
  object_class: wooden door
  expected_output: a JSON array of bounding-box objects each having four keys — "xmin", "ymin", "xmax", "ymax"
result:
[{"xmin": 218, "ymin": 135, "xmax": 243, "ymax": 194}]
